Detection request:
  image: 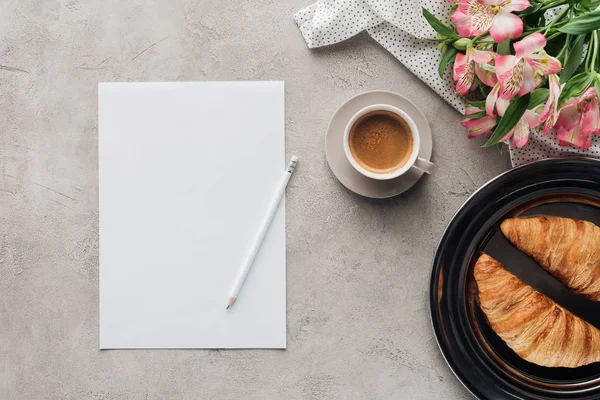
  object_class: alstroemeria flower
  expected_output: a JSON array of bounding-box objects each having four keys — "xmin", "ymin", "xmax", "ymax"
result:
[
  {"xmin": 462, "ymin": 105, "xmax": 497, "ymax": 138},
  {"xmin": 540, "ymin": 74, "xmax": 561, "ymax": 135},
  {"xmin": 485, "ymin": 82, "xmax": 510, "ymax": 116},
  {"xmin": 553, "ymin": 87, "xmax": 600, "ymax": 149},
  {"xmin": 492, "ymin": 92, "xmax": 542, "ymax": 147},
  {"xmin": 451, "ymin": 0, "xmax": 530, "ymax": 43},
  {"xmin": 453, "ymin": 47, "xmax": 496, "ymax": 94},
  {"xmin": 501, "ymin": 110, "xmax": 541, "ymax": 148},
  {"xmin": 495, "ymin": 33, "xmax": 561, "ymax": 100}
]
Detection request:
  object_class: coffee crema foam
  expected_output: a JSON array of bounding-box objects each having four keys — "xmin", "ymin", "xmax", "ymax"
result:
[{"xmin": 348, "ymin": 110, "xmax": 413, "ymax": 174}]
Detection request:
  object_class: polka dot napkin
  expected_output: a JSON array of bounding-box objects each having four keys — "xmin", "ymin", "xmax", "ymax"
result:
[{"xmin": 294, "ymin": 0, "xmax": 600, "ymax": 167}]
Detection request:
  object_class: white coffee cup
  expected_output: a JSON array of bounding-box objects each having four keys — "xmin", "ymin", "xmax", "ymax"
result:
[{"xmin": 343, "ymin": 104, "xmax": 434, "ymax": 180}]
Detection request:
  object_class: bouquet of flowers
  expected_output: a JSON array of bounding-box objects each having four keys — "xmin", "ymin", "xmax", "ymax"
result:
[{"xmin": 423, "ymin": 0, "xmax": 600, "ymax": 150}]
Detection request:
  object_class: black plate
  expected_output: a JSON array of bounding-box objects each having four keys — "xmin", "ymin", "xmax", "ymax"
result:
[{"xmin": 430, "ymin": 158, "xmax": 600, "ymax": 400}]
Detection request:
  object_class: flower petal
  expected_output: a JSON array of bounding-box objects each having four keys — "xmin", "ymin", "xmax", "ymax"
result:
[
  {"xmin": 464, "ymin": 0, "xmax": 495, "ymax": 36},
  {"xmin": 452, "ymin": 8, "xmax": 476, "ymax": 37},
  {"xmin": 475, "ymin": 64, "xmax": 498, "ymax": 87},
  {"xmin": 497, "ymin": 57, "xmax": 523, "ymax": 99},
  {"xmin": 454, "ymin": 53, "xmax": 476, "ymax": 95},
  {"xmin": 539, "ymin": 74, "xmax": 560, "ymax": 124},
  {"xmin": 524, "ymin": 109, "xmax": 541, "ymax": 128},
  {"xmin": 453, "ymin": 52, "xmax": 468, "ymax": 81},
  {"xmin": 462, "ymin": 115, "xmax": 497, "ymax": 138},
  {"xmin": 526, "ymin": 54, "xmax": 562, "ymax": 76},
  {"xmin": 542, "ymin": 107, "xmax": 557, "ymax": 135},
  {"xmin": 472, "ymin": 48, "xmax": 494, "ymax": 63},
  {"xmin": 486, "ymin": 83, "xmax": 501, "ymax": 116},
  {"xmin": 557, "ymin": 124, "xmax": 593, "ymax": 149},
  {"xmin": 489, "ymin": 10, "xmax": 523, "ymax": 43},
  {"xmin": 494, "ymin": 54, "xmax": 517, "ymax": 78},
  {"xmin": 518, "ymin": 61, "xmax": 541, "ymax": 96},
  {"xmin": 496, "ymin": 97, "xmax": 510, "ymax": 116},
  {"xmin": 580, "ymin": 87, "xmax": 599, "ymax": 102},
  {"xmin": 511, "ymin": 118, "xmax": 531, "ymax": 148},
  {"xmin": 514, "ymin": 33, "xmax": 546, "ymax": 58},
  {"xmin": 582, "ymin": 96, "xmax": 600, "ymax": 136},
  {"xmin": 465, "ymin": 105, "xmax": 481, "ymax": 116},
  {"xmin": 555, "ymin": 105, "xmax": 580, "ymax": 131},
  {"xmin": 504, "ymin": 0, "xmax": 531, "ymax": 13}
]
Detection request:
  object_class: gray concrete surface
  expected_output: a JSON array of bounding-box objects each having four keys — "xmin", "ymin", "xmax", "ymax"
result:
[{"xmin": 0, "ymin": 1, "xmax": 511, "ymax": 399}]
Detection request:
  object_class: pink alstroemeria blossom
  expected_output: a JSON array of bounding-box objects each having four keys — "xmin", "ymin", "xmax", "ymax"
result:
[
  {"xmin": 495, "ymin": 33, "xmax": 562, "ymax": 100},
  {"xmin": 553, "ymin": 87, "xmax": 600, "ymax": 149},
  {"xmin": 453, "ymin": 47, "xmax": 496, "ymax": 94},
  {"xmin": 462, "ymin": 105, "xmax": 497, "ymax": 138},
  {"xmin": 485, "ymin": 82, "xmax": 510, "ymax": 116},
  {"xmin": 493, "ymin": 93, "xmax": 542, "ymax": 148},
  {"xmin": 540, "ymin": 74, "xmax": 561, "ymax": 135},
  {"xmin": 451, "ymin": 0, "xmax": 530, "ymax": 43}
]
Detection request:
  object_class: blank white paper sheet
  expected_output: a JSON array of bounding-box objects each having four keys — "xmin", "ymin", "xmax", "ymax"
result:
[{"xmin": 99, "ymin": 81, "xmax": 286, "ymax": 349}]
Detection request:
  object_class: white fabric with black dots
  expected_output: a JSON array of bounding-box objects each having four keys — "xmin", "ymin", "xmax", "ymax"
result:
[{"xmin": 294, "ymin": 0, "xmax": 600, "ymax": 167}]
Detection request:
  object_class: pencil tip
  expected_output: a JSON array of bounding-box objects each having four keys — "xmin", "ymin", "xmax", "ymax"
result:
[{"xmin": 226, "ymin": 296, "xmax": 236, "ymax": 310}]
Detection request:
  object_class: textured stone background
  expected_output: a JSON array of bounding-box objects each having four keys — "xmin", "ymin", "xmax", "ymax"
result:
[{"xmin": 0, "ymin": 0, "xmax": 511, "ymax": 398}]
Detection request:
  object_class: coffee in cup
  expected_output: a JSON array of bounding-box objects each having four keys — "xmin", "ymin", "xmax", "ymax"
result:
[
  {"xmin": 348, "ymin": 110, "xmax": 414, "ymax": 174},
  {"xmin": 343, "ymin": 104, "xmax": 434, "ymax": 180}
]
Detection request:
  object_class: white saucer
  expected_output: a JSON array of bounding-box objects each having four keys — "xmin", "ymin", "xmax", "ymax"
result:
[{"xmin": 325, "ymin": 90, "xmax": 433, "ymax": 199}]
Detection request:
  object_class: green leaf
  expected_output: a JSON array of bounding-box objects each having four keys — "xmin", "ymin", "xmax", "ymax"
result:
[
  {"xmin": 497, "ymin": 39, "xmax": 511, "ymax": 56},
  {"xmin": 466, "ymin": 99, "xmax": 486, "ymax": 108},
  {"xmin": 595, "ymin": 74, "xmax": 600, "ymax": 102},
  {"xmin": 422, "ymin": 8, "xmax": 458, "ymax": 38},
  {"xmin": 558, "ymin": 9, "xmax": 600, "ymax": 35},
  {"xmin": 529, "ymin": 88, "xmax": 550, "ymax": 109},
  {"xmin": 483, "ymin": 94, "xmax": 530, "ymax": 147},
  {"xmin": 580, "ymin": 0, "xmax": 592, "ymax": 10},
  {"xmin": 558, "ymin": 71, "xmax": 596, "ymax": 108},
  {"xmin": 561, "ymin": 35, "xmax": 585, "ymax": 84},
  {"xmin": 464, "ymin": 110, "xmax": 487, "ymax": 120},
  {"xmin": 497, "ymin": 142, "xmax": 504, "ymax": 154},
  {"xmin": 438, "ymin": 46, "xmax": 458, "ymax": 78}
]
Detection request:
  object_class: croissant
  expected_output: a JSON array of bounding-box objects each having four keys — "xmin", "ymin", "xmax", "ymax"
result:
[
  {"xmin": 501, "ymin": 216, "xmax": 600, "ymax": 301},
  {"xmin": 474, "ymin": 253, "xmax": 600, "ymax": 368}
]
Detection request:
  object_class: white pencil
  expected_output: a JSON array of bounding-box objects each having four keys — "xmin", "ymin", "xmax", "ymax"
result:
[{"xmin": 226, "ymin": 156, "xmax": 299, "ymax": 310}]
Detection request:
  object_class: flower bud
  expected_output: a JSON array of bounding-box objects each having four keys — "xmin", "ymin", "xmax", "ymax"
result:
[
  {"xmin": 438, "ymin": 42, "xmax": 448, "ymax": 54},
  {"xmin": 453, "ymin": 38, "xmax": 471, "ymax": 51}
]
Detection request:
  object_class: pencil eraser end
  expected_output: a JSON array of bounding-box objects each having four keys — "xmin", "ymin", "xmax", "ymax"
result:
[{"xmin": 291, "ymin": 156, "xmax": 299, "ymax": 163}]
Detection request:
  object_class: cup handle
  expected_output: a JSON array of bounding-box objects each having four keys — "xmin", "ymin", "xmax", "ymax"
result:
[{"xmin": 412, "ymin": 157, "xmax": 434, "ymax": 174}]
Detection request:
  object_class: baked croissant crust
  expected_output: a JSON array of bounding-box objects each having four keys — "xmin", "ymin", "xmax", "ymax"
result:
[
  {"xmin": 474, "ymin": 253, "xmax": 600, "ymax": 368},
  {"xmin": 501, "ymin": 216, "xmax": 600, "ymax": 301}
]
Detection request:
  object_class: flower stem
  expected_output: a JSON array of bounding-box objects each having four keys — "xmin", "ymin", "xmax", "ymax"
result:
[
  {"xmin": 524, "ymin": 27, "xmax": 544, "ymax": 34},
  {"xmin": 592, "ymin": 31, "xmax": 599, "ymax": 72},
  {"xmin": 557, "ymin": 34, "xmax": 571, "ymax": 60},
  {"xmin": 585, "ymin": 33, "xmax": 596, "ymax": 71},
  {"xmin": 545, "ymin": 6, "xmax": 570, "ymax": 33},
  {"xmin": 546, "ymin": 31, "xmax": 564, "ymax": 42},
  {"xmin": 472, "ymin": 32, "xmax": 487, "ymax": 42}
]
